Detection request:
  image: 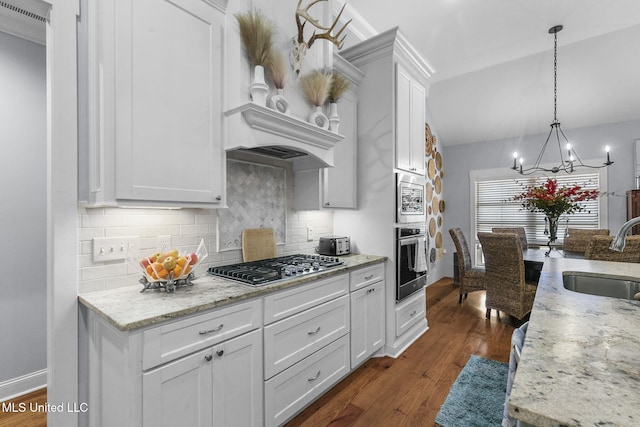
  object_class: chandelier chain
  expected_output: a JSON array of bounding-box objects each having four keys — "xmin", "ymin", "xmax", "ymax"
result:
[
  {"xmin": 510, "ymin": 24, "xmax": 613, "ymax": 175},
  {"xmin": 553, "ymin": 30, "xmax": 558, "ymax": 123}
]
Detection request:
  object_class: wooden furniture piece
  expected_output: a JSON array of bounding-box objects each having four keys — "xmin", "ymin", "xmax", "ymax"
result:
[
  {"xmin": 492, "ymin": 227, "xmax": 528, "ymax": 249},
  {"xmin": 562, "ymin": 228, "xmax": 610, "ymax": 254},
  {"xmin": 477, "ymin": 232, "xmax": 537, "ymax": 321},
  {"xmin": 585, "ymin": 235, "xmax": 640, "ymax": 262},
  {"xmin": 627, "ymin": 190, "xmax": 640, "ymax": 235},
  {"xmin": 449, "ymin": 228, "xmax": 486, "ymax": 303}
]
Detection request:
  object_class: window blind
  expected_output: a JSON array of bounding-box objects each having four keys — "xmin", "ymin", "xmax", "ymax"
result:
[{"xmin": 475, "ymin": 173, "xmax": 601, "ymax": 247}]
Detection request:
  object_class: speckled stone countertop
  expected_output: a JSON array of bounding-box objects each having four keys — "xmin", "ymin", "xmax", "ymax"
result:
[
  {"xmin": 509, "ymin": 255, "xmax": 640, "ymax": 426},
  {"xmin": 78, "ymin": 253, "xmax": 386, "ymax": 332}
]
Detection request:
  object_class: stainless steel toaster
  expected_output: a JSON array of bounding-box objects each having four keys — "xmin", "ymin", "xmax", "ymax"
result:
[{"xmin": 318, "ymin": 236, "xmax": 350, "ymax": 256}]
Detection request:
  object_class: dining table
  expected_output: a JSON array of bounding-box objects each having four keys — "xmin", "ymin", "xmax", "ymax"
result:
[{"xmin": 522, "ymin": 247, "xmax": 584, "ymax": 283}]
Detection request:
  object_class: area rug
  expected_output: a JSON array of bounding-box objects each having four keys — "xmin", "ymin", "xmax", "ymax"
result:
[{"xmin": 435, "ymin": 355, "xmax": 508, "ymax": 427}]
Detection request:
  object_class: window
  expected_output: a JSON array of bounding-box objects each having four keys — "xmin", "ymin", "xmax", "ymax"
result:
[{"xmin": 471, "ymin": 170, "xmax": 607, "ymax": 266}]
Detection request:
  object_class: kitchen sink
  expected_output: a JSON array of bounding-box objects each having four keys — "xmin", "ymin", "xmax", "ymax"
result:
[{"xmin": 562, "ymin": 273, "xmax": 640, "ymax": 300}]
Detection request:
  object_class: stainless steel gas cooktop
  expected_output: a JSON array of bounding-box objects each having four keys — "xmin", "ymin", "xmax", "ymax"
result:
[{"xmin": 206, "ymin": 254, "xmax": 344, "ymax": 286}]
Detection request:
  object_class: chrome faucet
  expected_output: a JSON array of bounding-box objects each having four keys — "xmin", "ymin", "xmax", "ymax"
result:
[{"xmin": 610, "ymin": 217, "xmax": 640, "ymax": 251}]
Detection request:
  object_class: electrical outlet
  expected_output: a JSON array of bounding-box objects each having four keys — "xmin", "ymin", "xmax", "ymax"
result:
[
  {"xmin": 307, "ymin": 227, "xmax": 314, "ymax": 241},
  {"xmin": 93, "ymin": 236, "xmax": 139, "ymax": 262},
  {"xmin": 156, "ymin": 235, "xmax": 171, "ymax": 250}
]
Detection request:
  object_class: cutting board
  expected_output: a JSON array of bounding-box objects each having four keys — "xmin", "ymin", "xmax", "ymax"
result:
[{"xmin": 242, "ymin": 228, "xmax": 276, "ymax": 262}]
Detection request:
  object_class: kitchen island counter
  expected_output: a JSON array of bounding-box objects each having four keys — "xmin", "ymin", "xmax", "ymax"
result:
[
  {"xmin": 79, "ymin": 253, "xmax": 386, "ymax": 332},
  {"xmin": 509, "ymin": 257, "xmax": 640, "ymax": 426}
]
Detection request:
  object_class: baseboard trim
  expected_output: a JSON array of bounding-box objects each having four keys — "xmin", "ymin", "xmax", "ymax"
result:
[
  {"xmin": 0, "ymin": 369, "xmax": 47, "ymax": 402},
  {"xmin": 385, "ymin": 320, "xmax": 429, "ymax": 358}
]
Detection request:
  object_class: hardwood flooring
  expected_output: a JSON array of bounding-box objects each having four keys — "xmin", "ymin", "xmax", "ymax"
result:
[
  {"xmin": 286, "ymin": 277, "xmax": 525, "ymax": 427},
  {"xmin": 0, "ymin": 388, "xmax": 46, "ymax": 427},
  {"xmin": 0, "ymin": 278, "xmax": 522, "ymax": 427}
]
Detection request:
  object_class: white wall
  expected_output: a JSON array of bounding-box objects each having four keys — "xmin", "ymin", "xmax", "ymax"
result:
[
  {"xmin": 441, "ymin": 118, "xmax": 640, "ymax": 277},
  {"xmin": 0, "ymin": 31, "xmax": 47, "ymax": 396}
]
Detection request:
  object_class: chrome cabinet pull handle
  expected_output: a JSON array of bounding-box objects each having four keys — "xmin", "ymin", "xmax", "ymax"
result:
[
  {"xmin": 307, "ymin": 326, "xmax": 321, "ymax": 335},
  {"xmin": 199, "ymin": 324, "xmax": 224, "ymax": 335},
  {"xmin": 364, "ymin": 274, "xmax": 374, "ymax": 280},
  {"xmin": 216, "ymin": 350, "xmax": 224, "ymax": 357},
  {"xmin": 204, "ymin": 354, "xmax": 213, "ymax": 362},
  {"xmin": 367, "ymin": 288, "xmax": 375, "ymax": 293},
  {"xmin": 215, "ymin": 195, "xmax": 222, "ymax": 201},
  {"xmin": 410, "ymin": 310, "xmax": 417, "ymax": 316},
  {"xmin": 307, "ymin": 370, "xmax": 321, "ymax": 382}
]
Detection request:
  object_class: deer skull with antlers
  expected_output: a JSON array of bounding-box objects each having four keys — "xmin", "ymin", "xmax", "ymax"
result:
[{"xmin": 291, "ymin": 0, "xmax": 351, "ymax": 76}]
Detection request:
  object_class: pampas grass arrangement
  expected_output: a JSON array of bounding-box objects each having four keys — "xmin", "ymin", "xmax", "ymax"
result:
[
  {"xmin": 299, "ymin": 70, "xmax": 333, "ymax": 107},
  {"xmin": 329, "ymin": 72, "xmax": 350, "ymax": 103},
  {"xmin": 235, "ymin": 10, "xmax": 274, "ymax": 67},
  {"xmin": 266, "ymin": 48, "xmax": 288, "ymax": 90}
]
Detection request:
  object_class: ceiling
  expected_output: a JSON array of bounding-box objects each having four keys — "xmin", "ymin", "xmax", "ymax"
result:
[{"xmin": 344, "ymin": 0, "xmax": 640, "ymax": 146}]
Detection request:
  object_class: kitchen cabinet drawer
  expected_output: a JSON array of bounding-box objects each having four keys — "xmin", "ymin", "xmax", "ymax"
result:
[
  {"xmin": 264, "ymin": 295, "xmax": 349, "ymax": 379},
  {"xmin": 264, "ymin": 334, "xmax": 350, "ymax": 427},
  {"xmin": 349, "ymin": 263, "xmax": 384, "ymax": 292},
  {"xmin": 395, "ymin": 290, "xmax": 425, "ymax": 337},
  {"xmin": 263, "ymin": 273, "xmax": 348, "ymax": 325},
  {"xmin": 142, "ymin": 299, "xmax": 261, "ymax": 370}
]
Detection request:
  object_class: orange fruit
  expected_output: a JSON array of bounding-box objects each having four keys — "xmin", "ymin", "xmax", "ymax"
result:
[
  {"xmin": 176, "ymin": 257, "xmax": 187, "ymax": 267},
  {"xmin": 172, "ymin": 265, "xmax": 183, "ymax": 277},
  {"xmin": 157, "ymin": 269, "xmax": 168, "ymax": 279}
]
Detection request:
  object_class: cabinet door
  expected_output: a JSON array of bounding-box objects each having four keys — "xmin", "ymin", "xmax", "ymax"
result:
[
  {"xmin": 142, "ymin": 348, "xmax": 214, "ymax": 427},
  {"xmin": 410, "ymin": 80, "xmax": 426, "ymax": 175},
  {"xmin": 395, "ymin": 63, "xmax": 413, "ymax": 173},
  {"xmin": 212, "ymin": 329, "xmax": 263, "ymax": 427},
  {"xmin": 350, "ymin": 280, "xmax": 385, "ymax": 367},
  {"xmin": 114, "ymin": 0, "xmax": 225, "ymax": 204},
  {"xmin": 323, "ymin": 89, "xmax": 358, "ymax": 209},
  {"xmin": 395, "ymin": 62, "xmax": 426, "ymax": 175}
]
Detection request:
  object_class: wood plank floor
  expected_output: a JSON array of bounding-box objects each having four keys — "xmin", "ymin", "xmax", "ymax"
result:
[
  {"xmin": 0, "ymin": 387, "xmax": 47, "ymax": 427},
  {"xmin": 0, "ymin": 278, "xmax": 523, "ymax": 427},
  {"xmin": 286, "ymin": 277, "xmax": 525, "ymax": 427}
]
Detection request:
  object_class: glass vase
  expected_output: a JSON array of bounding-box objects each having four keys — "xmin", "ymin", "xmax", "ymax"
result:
[{"xmin": 544, "ymin": 215, "xmax": 560, "ymax": 256}]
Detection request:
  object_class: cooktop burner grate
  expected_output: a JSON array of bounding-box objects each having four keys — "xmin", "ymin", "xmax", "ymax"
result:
[{"xmin": 207, "ymin": 254, "xmax": 344, "ymax": 286}]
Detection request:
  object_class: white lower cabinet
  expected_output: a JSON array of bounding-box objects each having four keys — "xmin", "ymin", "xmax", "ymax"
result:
[
  {"xmin": 395, "ymin": 289, "xmax": 426, "ymax": 337},
  {"xmin": 350, "ymin": 280, "xmax": 385, "ymax": 368},
  {"xmin": 143, "ymin": 347, "xmax": 214, "ymax": 427},
  {"xmin": 143, "ymin": 329, "xmax": 262, "ymax": 427},
  {"xmin": 264, "ymin": 335, "xmax": 350, "ymax": 427},
  {"xmin": 81, "ymin": 262, "xmax": 387, "ymax": 427}
]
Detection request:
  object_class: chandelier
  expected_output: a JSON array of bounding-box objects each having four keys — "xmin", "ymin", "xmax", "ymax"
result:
[{"xmin": 512, "ymin": 25, "xmax": 614, "ymax": 175}]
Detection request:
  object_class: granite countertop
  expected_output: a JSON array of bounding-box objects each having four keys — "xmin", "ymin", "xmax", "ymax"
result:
[
  {"xmin": 509, "ymin": 256, "xmax": 640, "ymax": 426},
  {"xmin": 78, "ymin": 253, "xmax": 386, "ymax": 332}
]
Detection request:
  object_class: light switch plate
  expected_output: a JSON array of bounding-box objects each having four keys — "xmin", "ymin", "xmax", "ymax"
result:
[
  {"xmin": 307, "ymin": 227, "xmax": 314, "ymax": 241},
  {"xmin": 93, "ymin": 236, "xmax": 140, "ymax": 262}
]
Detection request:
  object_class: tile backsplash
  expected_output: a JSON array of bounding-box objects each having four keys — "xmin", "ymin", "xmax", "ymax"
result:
[{"xmin": 78, "ymin": 156, "xmax": 333, "ymax": 294}]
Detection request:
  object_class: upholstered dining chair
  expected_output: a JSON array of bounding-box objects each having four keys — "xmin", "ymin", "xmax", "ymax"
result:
[
  {"xmin": 563, "ymin": 228, "xmax": 609, "ymax": 254},
  {"xmin": 492, "ymin": 227, "xmax": 528, "ymax": 250},
  {"xmin": 477, "ymin": 232, "xmax": 537, "ymax": 321},
  {"xmin": 449, "ymin": 228, "xmax": 486, "ymax": 303},
  {"xmin": 585, "ymin": 235, "xmax": 640, "ymax": 262}
]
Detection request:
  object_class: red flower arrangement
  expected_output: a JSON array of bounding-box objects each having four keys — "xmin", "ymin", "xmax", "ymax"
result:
[{"xmin": 512, "ymin": 178, "xmax": 599, "ymax": 218}]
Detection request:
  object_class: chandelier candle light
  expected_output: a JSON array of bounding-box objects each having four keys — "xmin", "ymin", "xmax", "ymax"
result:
[{"xmin": 511, "ymin": 25, "xmax": 614, "ymax": 175}]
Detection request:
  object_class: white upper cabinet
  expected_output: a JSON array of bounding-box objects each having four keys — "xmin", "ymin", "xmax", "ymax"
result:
[
  {"xmin": 294, "ymin": 54, "xmax": 364, "ymax": 210},
  {"xmin": 81, "ymin": 0, "xmax": 227, "ymax": 207},
  {"xmin": 395, "ymin": 62, "xmax": 426, "ymax": 175}
]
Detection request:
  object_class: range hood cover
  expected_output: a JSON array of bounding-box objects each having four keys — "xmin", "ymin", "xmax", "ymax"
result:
[{"xmin": 224, "ymin": 102, "xmax": 344, "ymax": 170}]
